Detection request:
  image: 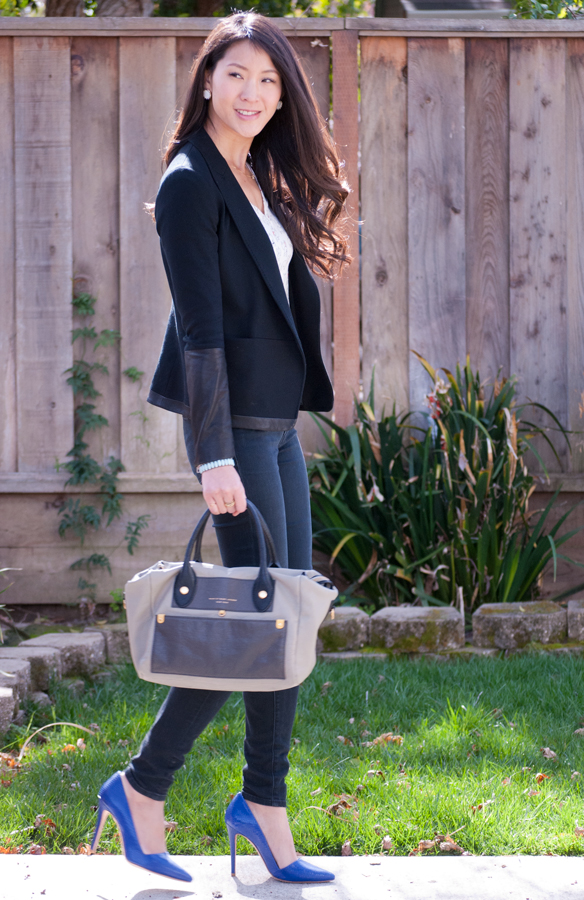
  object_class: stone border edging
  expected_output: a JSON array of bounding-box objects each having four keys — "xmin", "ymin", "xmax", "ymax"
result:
[{"xmin": 2, "ymin": 597, "xmax": 584, "ymax": 734}]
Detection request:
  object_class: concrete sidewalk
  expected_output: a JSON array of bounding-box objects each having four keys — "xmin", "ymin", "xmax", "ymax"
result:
[{"xmin": 0, "ymin": 855, "xmax": 582, "ymax": 900}]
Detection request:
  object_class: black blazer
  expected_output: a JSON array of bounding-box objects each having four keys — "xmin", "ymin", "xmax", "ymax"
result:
[{"xmin": 148, "ymin": 128, "xmax": 333, "ymax": 466}]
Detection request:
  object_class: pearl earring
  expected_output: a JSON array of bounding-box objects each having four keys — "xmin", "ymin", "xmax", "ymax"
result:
[
  {"xmin": 276, "ymin": 100, "xmax": 283, "ymax": 110},
  {"xmin": 203, "ymin": 89, "xmax": 211, "ymax": 100}
]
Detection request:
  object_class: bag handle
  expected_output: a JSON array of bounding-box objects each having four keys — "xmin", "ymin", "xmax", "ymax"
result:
[
  {"xmin": 173, "ymin": 500, "xmax": 277, "ymax": 612},
  {"xmin": 191, "ymin": 503, "xmax": 280, "ymax": 571}
]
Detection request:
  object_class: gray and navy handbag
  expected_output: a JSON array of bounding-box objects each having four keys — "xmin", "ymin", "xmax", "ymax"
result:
[{"xmin": 124, "ymin": 501, "xmax": 337, "ymax": 691}]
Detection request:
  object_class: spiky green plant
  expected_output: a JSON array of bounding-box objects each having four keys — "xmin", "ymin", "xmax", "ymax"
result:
[{"xmin": 309, "ymin": 355, "xmax": 584, "ymax": 613}]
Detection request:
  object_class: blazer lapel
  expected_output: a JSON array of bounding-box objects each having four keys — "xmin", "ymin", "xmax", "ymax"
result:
[{"xmin": 187, "ymin": 130, "xmax": 300, "ymax": 342}]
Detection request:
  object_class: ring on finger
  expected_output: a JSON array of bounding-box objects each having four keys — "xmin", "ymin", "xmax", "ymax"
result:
[{"xmin": 225, "ymin": 499, "xmax": 235, "ymax": 507}]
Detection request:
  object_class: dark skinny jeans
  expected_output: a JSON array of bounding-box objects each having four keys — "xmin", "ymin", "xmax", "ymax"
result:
[{"xmin": 125, "ymin": 422, "xmax": 311, "ymax": 807}]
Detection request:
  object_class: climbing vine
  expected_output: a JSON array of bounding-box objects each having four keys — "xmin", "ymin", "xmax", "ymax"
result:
[{"xmin": 56, "ymin": 291, "xmax": 150, "ymax": 606}]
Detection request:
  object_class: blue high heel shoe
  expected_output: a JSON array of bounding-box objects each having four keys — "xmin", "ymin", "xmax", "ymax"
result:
[
  {"xmin": 225, "ymin": 792, "xmax": 334, "ymax": 883},
  {"xmin": 90, "ymin": 771, "xmax": 192, "ymax": 883}
]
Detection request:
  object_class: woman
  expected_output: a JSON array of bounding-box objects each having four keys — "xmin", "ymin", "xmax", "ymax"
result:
[{"xmin": 91, "ymin": 12, "xmax": 349, "ymax": 884}]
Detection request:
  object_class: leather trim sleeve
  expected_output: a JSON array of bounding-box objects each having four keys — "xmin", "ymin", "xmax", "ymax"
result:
[{"xmin": 184, "ymin": 348, "xmax": 235, "ymax": 470}]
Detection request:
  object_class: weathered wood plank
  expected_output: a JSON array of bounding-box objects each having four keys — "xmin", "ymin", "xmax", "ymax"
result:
[
  {"xmin": 119, "ymin": 37, "xmax": 178, "ymax": 473},
  {"xmin": 288, "ymin": 37, "xmax": 334, "ymax": 451},
  {"xmin": 0, "ymin": 39, "xmax": 16, "ymax": 473},
  {"xmin": 361, "ymin": 36, "xmax": 409, "ymax": 417},
  {"xmin": 567, "ymin": 40, "xmax": 584, "ymax": 473},
  {"xmin": 509, "ymin": 38, "xmax": 567, "ymax": 469},
  {"xmin": 332, "ymin": 29, "xmax": 360, "ymax": 428},
  {"xmin": 176, "ymin": 36, "xmax": 204, "ymax": 110},
  {"xmin": 465, "ymin": 38, "xmax": 510, "ymax": 384},
  {"xmin": 71, "ymin": 37, "xmax": 121, "ymax": 467},
  {"xmin": 290, "ymin": 34, "xmax": 333, "ymax": 378},
  {"xmin": 407, "ymin": 38, "xmax": 466, "ymax": 409},
  {"xmin": 0, "ymin": 18, "xmax": 344, "ymax": 38},
  {"xmin": 14, "ymin": 36, "xmax": 74, "ymax": 472}
]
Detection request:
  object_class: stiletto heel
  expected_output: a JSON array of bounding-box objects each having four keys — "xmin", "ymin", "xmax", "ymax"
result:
[
  {"xmin": 91, "ymin": 771, "xmax": 191, "ymax": 882},
  {"xmin": 90, "ymin": 801, "xmax": 109, "ymax": 853},
  {"xmin": 227, "ymin": 824, "xmax": 237, "ymax": 876},
  {"xmin": 225, "ymin": 792, "xmax": 334, "ymax": 884}
]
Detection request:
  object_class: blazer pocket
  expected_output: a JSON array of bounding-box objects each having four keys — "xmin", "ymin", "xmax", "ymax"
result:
[{"xmin": 224, "ymin": 337, "xmax": 305, "ymax": 419}]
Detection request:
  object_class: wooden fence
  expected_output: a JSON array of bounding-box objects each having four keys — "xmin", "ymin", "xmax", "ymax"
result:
[{"xmin": 2, "ymin": 17, "xmax": 584, "ymax": 603}]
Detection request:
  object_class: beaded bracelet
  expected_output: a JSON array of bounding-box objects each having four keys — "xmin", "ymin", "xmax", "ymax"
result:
[{"xmin": 196, "ymin": 458, "xmax": 235, "ymax": 474}]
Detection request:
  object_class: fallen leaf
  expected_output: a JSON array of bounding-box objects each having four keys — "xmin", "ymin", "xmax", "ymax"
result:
[
  {"xmin": 326, "ymin": 794, "xmax": 359, "ymax": 818},
  {"xmin": 536, "ymin": 773, "xmax": 551, "ymax": 784},
  {"xmin": 28, "ymin": 845, "xmax": 46, "ymax": 855},
  {"xmin": 471, "ymin": 800, "xmax": 494, "ymax": 813},
  {"xmin": 77, "ymin": 843, "xmax": 91, "ymax": 855},
  {"xmin": 61, "ymin": 745, "xmax": 76, "ymax": 754},
  {"xmin": 522, "ymin": 767, "xmax": 532, "ymax": 773},
  {"xmin": 574, "ymin": 729, "xmax": 584, "ymax": 737},
  {"xmin": 362, "ymin": 732, "xmax": 403, "ymax": 749},
  {"xmin": 355, "ymin": 784, "xmax": 365, "ymax": 791},
  {"xmin": 33, "ymin": 817, "xmax": 56, "ymax": 834},
  {"xmin": 341, "ymin": 839, "xmax": 352, "ymax": 856},
  {"xmin": 382, "ymin": 835, "xmax": 393, "ymax": 850},
  {"xmin": 409, "ymin": 839, "xmax": 437, "ymax": 856},
  {"xmin": 361, "ymin": 730, "xmax": 372, "ymax": 737},
  {"xmin": 527, "ymin": 790, "xmax": 540, "ymax": 797},
  {"xmin": 1, "ymin": 780, "xmax": 12, "ymax": 788},
  {"xmin": 576, "ymin": 826, "xmax": 584, "ymax": 837},
  {"xmin": 165, "ymin": 821, "xmax": 178, "ymax": 832},
  {"xmin": 337, "ymin": 735, "xmax": 354, "ymax": 747},
  {"xmin": 349, "ymin": 717, "xmax": 355, "ymax": 724},
  {"xmin": 502, "ymin": 778, "xmax": 511, "ymax": 785},
  {"xmin": 378, "ymin": 675, "xmax": 385, "ymax": 683},
  {"xmin": 62, "ymin": 847, "xmax": 74, "ymax": 855},
  {"xmin": 76, "ymin": 738, "xmax": 86, "ymax": 751},
  {"xmin": 62, "ymin": 764, "xmax": 71, "ymax": 771},
  {"xmin": 540, "ymin": 747, "xmax": 558, "ymax": 760},
  {"xmin": 366, "ymin": 770, "xmax": 385, "ymax": 781},
  {"xmin": 321, "ymin": 682, "xmax": 333, "ymax": 696},
  {"xmin": 199, "ymin": 836, "xmax": 212, "ymax": 846},
  {"xmin": 310, "ymin": 787, "xmax": 322, "ymax": 797},
  {"xmin": 436, "ymin": 834, "xmax": 466, "ymax": 854},
  {"xmin": 573, "ymin": 771, "xmax": 581, "ymax": 780}
]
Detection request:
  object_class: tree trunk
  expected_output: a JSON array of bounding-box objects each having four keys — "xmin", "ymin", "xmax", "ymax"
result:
[
  {"xmin": 94, "ymin": 0, "xmax": 154, "ymax": 13},
  {"xmin": 45, "ymin": 0, "xmax": 84, "ymax": 15}
]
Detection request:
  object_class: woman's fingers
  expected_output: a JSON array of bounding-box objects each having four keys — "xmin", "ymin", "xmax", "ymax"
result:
[
  {"xmin": 232, "ymin": 483, "xmax": 247, "ymax": 516},
  {"xmin": 201, "ymin": 466, "xmax": 247, "ymax": 516}
]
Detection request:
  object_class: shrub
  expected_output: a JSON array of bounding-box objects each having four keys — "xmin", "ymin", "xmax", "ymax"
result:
[{"xmin": 309, "ymin": 354, "xmax": 584, "ymax": 614}]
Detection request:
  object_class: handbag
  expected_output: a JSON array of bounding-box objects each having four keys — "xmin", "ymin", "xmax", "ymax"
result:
[{"xmin": 124, "ymin": 500, "xmax": 337, "ymax": 691}]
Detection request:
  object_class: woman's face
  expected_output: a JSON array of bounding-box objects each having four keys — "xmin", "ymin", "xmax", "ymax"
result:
[{"xmin": 205, "ymin": 40, "xmax": 283, "ymax": 143}]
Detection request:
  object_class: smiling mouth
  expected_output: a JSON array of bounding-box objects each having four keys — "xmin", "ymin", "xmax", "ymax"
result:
[{"xmin": 236, "ymin": 110, "xmax": 261, "ymax": 117}]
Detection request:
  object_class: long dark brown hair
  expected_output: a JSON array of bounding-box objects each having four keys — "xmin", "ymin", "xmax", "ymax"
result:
[{"xmin": 165, "ymin": 12, "xmax": 350, "ymax": 278}]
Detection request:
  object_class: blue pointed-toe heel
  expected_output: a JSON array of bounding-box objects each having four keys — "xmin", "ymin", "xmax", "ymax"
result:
[
  {"xmin": 225, "ymin": 792, "xmax": 334, "ymax": 884},
  {"xmin": 90, "ymin": 771, "xmax": 192, "ymax": 883}
]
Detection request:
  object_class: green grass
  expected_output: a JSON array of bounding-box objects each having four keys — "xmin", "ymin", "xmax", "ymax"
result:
[{"xmin": 2, "ymin": 655, "xmax": 584, "ymax": 856}]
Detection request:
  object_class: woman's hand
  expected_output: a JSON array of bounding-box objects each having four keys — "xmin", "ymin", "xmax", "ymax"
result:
[{"xmin": 201, "ymin": 465, "xmax": 247, "ymax": 516}]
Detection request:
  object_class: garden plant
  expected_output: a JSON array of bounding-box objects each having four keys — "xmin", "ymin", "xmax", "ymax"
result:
[{"xmin": 309, "ymin": 354, "xmax": 584, "ymax": 613}]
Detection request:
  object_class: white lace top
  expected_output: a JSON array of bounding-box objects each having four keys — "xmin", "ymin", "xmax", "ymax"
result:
[{"xmin": 248, "ymin": 172, "xmax": 293, "ymax": 302}]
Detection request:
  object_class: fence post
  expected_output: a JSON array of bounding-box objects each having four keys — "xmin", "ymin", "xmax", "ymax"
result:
[{"xmin": 332, "ymin": 29, "xmax": 360, "ymax": 428}]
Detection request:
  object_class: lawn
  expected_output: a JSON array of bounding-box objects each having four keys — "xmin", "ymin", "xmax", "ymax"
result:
[{"xmin": 2, "ymin": 654, "xmax": 584, "ymax": 857}]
